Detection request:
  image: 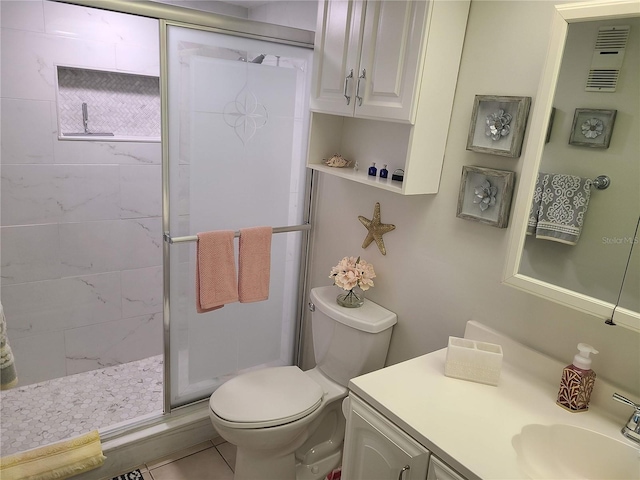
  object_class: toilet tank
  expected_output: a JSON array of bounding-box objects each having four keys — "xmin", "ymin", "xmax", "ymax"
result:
[{"xmin": 309, "ymin": 286, "xmax": 397, "ymax": 387}]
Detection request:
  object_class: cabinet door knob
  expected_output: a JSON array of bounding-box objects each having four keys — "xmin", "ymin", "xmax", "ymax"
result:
[
  {"xmin": 344, "ymin": 69, "xmax": 354, "ymax": 105},
  {"xmin": 398, "ymin": 465, "xmax": 410, "ymax": 480},
  {"xmin": 356, "ymin": 69, "xmax": 366, "ymax": 106}
]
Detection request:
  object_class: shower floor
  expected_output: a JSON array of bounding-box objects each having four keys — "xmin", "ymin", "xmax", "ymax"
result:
[{"xmin": 0, "ymin": 355, "xmax": 163, "ymax": 456}]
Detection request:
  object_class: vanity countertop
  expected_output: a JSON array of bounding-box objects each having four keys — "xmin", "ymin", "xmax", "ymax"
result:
[{"xmin": 348, "ymin": 323, "xmax": 638, "ymax": 480}]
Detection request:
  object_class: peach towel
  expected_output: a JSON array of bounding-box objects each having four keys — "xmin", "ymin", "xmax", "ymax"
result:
[
  {"xmin": 238, "ymin": 226, "xmax": 272, "ymax": 303},
  {"xmin": 196, "ymin": 231, "xmax": 238, "ymax": 313}
]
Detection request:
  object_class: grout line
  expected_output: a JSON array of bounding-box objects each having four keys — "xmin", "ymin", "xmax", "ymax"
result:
[
  {"xmin": 215, "ymin": 444, "xmax": 235, "ymax": 473},
  {"xmin": 146, "ymin": 444, "xmax": 217, "ymax": 472}
]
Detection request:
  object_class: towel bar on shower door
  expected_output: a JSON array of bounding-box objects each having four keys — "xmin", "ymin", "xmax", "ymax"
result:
[{"xmin": 163, "ymin": 223, "xmax": 311, "ymax": 244}]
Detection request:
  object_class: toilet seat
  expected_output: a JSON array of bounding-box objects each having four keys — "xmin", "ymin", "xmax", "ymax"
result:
[{"xmin": 209, "ymin": 366, "xmax": 324, "ymax": 429}]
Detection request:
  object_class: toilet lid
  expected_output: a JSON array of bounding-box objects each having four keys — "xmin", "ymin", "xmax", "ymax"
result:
[{"xmin": 209, "ymin": 366, "xmax": 324, "ymax": 428}]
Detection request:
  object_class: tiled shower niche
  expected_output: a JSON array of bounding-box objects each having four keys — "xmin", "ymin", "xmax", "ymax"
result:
[{"xmin": 57, "ymin": 66, "xmax": 161, "ymax": 140}]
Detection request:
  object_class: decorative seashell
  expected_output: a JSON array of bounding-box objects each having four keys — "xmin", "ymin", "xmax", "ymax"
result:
[{"xmin": 324, "ymin": 154, "xmax": 351, "ymax": 168}]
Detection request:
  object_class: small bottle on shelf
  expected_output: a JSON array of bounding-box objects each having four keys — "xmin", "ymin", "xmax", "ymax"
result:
[
  {"xmin": 368, "ymin": 162, "xmax": 377, "ymax": 177},
  {"xmin": 380, "ymin": 164, "xmax": 388, "ymax": 179}
]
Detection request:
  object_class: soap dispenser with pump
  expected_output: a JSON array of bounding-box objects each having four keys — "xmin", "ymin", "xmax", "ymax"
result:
[{"xmin": 557, "ymin": 343, "xmax": 598, "ymax": 412}]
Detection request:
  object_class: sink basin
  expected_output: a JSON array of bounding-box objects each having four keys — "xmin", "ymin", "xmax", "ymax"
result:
[{"xmin": 512, "ymin": 424, "xmax": 640, "ymax": 479}]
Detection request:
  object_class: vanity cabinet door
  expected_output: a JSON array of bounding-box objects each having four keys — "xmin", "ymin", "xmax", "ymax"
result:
[
  {"xmin": 343, "ymin": 395, "xmax": 429, "ymax": 480},
  {"xmin": 427, "ymin": 456, "xmax": 466, "ymax": 480}
]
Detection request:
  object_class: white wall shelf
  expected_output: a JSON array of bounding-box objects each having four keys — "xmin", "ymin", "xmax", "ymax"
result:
[{"xmin": 306, "ymin": 0, "xmax": 471, "ymax": 195}]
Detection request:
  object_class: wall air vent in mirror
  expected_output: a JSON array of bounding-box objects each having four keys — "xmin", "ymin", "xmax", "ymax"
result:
[{"xmin": 586, "ymin": 25, "xmax": 630, "ymax": 92}]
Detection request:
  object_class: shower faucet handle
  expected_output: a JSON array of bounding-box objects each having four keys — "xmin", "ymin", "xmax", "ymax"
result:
[{"xmin": 82, "ymin": 102, "xmax": 89, "ymax": 133}]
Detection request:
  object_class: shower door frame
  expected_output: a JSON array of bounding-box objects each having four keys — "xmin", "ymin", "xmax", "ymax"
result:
[
  {"xmin": 53, "ymin": 0, "xmax": 315, "ymax": 418},
  {"xmin": 160, "ymin": 18, "xmax": 316, "ymax": 412}
]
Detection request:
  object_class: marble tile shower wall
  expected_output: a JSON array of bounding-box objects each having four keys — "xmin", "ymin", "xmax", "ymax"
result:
[{"xmin": 0, "ymin": 1, "xmax": 163, "ymax": 386}]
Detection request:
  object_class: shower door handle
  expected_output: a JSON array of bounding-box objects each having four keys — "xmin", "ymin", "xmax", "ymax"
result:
[{"xmin": 344, "ymin": 69, "xmax": 353, "ymax": 105}]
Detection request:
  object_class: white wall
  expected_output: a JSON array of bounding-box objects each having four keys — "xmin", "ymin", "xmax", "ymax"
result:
[
  {"xmin": 249, "ymin": 1, "xmax": 318, "ymax": 31},
  {"xmin": 154, "ymin": 0, "xmax": 249, "ymax": 18},
  {"xmin": 0, "ymin": 1, "xmax": 163, "ymax": 385},
  {"xmin": 304, "ymin": 0, "xmax": 640, "ymax": 396}
]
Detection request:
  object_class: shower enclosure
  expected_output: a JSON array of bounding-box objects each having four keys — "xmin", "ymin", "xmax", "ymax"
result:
[{"xmin": 0, "ymin": 0, "xmax": 314, "ymax": 459}]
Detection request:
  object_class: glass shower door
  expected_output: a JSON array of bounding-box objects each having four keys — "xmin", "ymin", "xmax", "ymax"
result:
[{"xmin": 164, "ymin": 24, "xmax": 312, "ymax": 407}]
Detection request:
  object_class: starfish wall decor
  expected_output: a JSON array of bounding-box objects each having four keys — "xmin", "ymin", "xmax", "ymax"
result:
[{"xmin": 358, "ymin": 202, "xmax": 395, "ymax": 255}]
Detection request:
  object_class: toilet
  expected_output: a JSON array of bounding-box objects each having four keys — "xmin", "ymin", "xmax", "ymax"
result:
[{"xmin": 208, "ymin": 286, "xmax": 397, "ymax": 480}]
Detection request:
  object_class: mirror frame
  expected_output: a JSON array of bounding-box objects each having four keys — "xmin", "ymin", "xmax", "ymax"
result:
[{"xmin": 503, "ymin": 0, "xmax": 640, "ymax": 332}]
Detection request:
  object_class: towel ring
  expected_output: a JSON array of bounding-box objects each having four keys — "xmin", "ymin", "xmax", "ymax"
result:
[{"xmin": 591, "ymin": 175, "xmax": 610, "ymax": 190}]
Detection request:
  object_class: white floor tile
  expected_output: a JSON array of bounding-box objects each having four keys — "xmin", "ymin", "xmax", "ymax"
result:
[
  {"xmin": 149, "ymin": 447, "xmax": 234, "ymax": 480},
  {"xmin": 215, "ymin": 442, "xmax": 237, "ymax": 472},
  {"xmin": 145, "ymin": 441, "xmax": 215, "ymax": 470}
]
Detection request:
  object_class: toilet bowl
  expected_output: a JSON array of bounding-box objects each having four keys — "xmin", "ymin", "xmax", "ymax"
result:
[{"xmin": 208, "ymin": 286, "xmax": 397, "ymax": 480}]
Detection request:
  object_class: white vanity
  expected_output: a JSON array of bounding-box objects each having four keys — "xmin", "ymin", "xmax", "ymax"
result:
[{"xmin": 341, "ymin": 321, "xmax": 640, "ymax": 480}]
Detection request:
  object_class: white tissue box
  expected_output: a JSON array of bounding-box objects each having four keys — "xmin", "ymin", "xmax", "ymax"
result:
[{"xmin": 444, "ymin": 336, "xmax": 503, "ymax": 386}]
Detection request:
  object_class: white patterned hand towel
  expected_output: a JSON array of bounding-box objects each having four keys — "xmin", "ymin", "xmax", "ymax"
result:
[
  {"xmin": 529, "ymin": 172, "xmax": 592, "ymax": 245},
  {"xmin": 0, "ymin": 303, "xmax": 18, "ymax": 390}
]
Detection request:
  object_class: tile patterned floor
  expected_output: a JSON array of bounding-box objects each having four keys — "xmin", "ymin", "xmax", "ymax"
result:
[
  {"xmin": 122, "ymin": 439, "xmax": 237, "ymax": 480},
  {"xmin": 0, "ymin": 355, "xmax": 163, "ymax": 456}
]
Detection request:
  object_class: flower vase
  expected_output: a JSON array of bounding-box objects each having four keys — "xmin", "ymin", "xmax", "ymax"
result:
[{"xmin": 336, "ymin": 287, "xmax": 364, "ymax": 308}]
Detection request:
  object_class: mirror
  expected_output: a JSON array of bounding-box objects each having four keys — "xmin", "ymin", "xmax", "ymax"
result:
[
  {"xmin": 614, "ymin": 216, "xmax": 640, "ymax": 322},
  {"xmin": 504, "ymin": 0, "xmax": 640, "ymax": 332}
]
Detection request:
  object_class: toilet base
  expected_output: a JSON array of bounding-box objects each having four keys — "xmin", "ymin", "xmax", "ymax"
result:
[
  {"xmin": 232, "ymin": 446, "xmax": 341, "ymax": 480},
  {"xmin": 234, "ymin": 448, "xmax": 296, "ymax": 480},
  {"xmin": 296, "ymin": 449, "xmax": 341, "ymax": 480}
]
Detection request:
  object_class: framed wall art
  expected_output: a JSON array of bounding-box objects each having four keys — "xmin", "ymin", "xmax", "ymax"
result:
[
  {"xmin": 568, "ymin": 108, "xmax": 617, "ymax": 148},
  {"xmin": 466, "ymin": 95, "xmax": 531, "ymax": 158},
  {"xmin": 545, "ymin": 107, "xmax": 556, "ymax": 143},
  {"xmin": 456, "ymin": 166, "xmax": 515, "ymax": 228}
]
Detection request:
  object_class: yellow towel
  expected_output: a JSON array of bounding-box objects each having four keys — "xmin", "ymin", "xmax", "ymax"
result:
[{"xmin": 0, "ymin": 430, "xmax": 106, "ymax": 480}]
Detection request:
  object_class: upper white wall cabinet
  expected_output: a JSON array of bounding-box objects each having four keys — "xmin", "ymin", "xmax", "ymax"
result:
[
  {"xmin": 307, "ymin": 0, "xmax": 470, "ymax": 195},
  {"xmin": 311, "ymin": 0, "xmax": 426, "ymax": 122}
]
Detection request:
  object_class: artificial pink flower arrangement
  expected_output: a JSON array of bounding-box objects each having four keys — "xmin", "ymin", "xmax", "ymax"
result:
[{"xmin": 329, "ymin": 256, "xmax": 376, "ymax": 291}]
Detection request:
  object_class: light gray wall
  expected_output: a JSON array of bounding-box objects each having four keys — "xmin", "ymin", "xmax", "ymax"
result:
[{"xmin": 303, "ymin": 0, "xmax": 640, "ymax": 396}]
